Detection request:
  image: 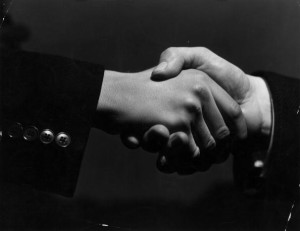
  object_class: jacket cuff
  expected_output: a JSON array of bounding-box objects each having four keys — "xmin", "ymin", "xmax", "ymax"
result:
[
  {"xmin": 233, "ymin": 71, "xmax": 300, "ymax": 198},
  {"xmin": 257, "ymin": 72, "xmax": 300, "ymax": 199},
  {"xmin": 1, "ymin": 49, "xmax": 104, "ymax": 196}
]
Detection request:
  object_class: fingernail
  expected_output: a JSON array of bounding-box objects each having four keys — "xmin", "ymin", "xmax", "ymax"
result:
[
  {"xmin": 160, "ymin": 156, "xmax": 167, "ymax": 166},
  {"xmin": 192, "ymin": 147, "xmax": 200, "ymax": 159},
  {"xmin": 154, "ymin": 62, "xmax": 167, "ymax": 72},
  {"xmin": 127, "ymin": 136, "xmax": 140, "ymax": 148},
  {"xmin": 206, "ymin": 139, "xmax": 216, "ymax": 151}
]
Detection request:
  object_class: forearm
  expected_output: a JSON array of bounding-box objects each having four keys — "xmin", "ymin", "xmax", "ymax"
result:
[{"xmin": 1, "ymin": 49, "xmax": 104, "ymax": 196}]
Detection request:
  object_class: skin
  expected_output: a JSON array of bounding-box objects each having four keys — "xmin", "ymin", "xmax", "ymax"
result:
[
  {"xmin": 97, "ymin": 68, "xmax": 246, "ymax": 172},
  {"xmin": 148, "ymin": 47, "xmax": 272, "ymax": 173},
  {"xmin": 119, "ymin": 47, "xmax": 271, "ymax": 174},
  {"xmin": 151, "ymin": 47, "xmax": 271, "ymax": 136}
]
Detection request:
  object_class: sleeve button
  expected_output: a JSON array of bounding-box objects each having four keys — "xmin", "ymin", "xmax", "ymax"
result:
[
  {"xmin": 55, "ymin": 132, "xmax": 71, "ymax": 148},
  {"xmin": 40, "ymin": 129, "xmax": 54, "ymax": 144},
  {"xmin": 8, "ymin": 122, "xmax": 23, "ymax": 139},
  {"xmin": 23, "ymin": 126, "xmax": 39, "ymax": 141}
]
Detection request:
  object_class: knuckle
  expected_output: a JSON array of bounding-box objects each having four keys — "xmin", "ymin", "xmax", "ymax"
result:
[
  {"xmin": 162, "ymin": 47, "xmax": 177, "ymax": 59},
  {"xmin": 198, "ymin": 71, "xmax": 210, "ymax": 83},
  {"xmin": 166, "ymin": 115, "xmax": 189, "ymax": 132},
  {"xmin": 177, "ymin": 117, "xmax": 190, "ymax": 131},
  {"xmin": 196, "ymin": 46, "xmax": 210, "ymax": 55},
  {"xmin": 193, "ymin": 84, "xmax": 210, "ymax": 101},
  {"xmin": 230, "ymin": 102, "xmax": 243, "ymax": 120},
  {"xmin": 184, "ymin": 97, "xmax": 200, "ymax": 113},
  {"xmin": 151, "ymin": 124, "xmax": 169, "ymax": 137},
  {"xmin": 187, "ymin": 68, "xmax": 209, "ymax": 81}
]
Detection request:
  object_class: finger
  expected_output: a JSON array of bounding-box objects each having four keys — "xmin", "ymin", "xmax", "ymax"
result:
[
  {"xmin": 157, "ymin": 154, "xmax": 197, "ymax": 175},
  {"xmin": 176, "ymin": 47, "xmax": 247, "ymax": 100},
  {"xmin": 196, "ymin": 86, "xmax": 232, "ymax": 163},
  {"xmin": 151, "ymin": 47, "xmax": 206, "ymax": 80},
  {"xmin": 187, "ymin": 131, "xmax": 213, "ymax": 172},
  {"xmin": 192, "ymin": 113, "xmax": 216, "ymax": 151},
  {"xmin": 176, "ymin": 132, "xmax": 211, "ymax": 173},
  {"xmin": 120, "ymin": 133, "xmax": 141, "ymax": 149},
  {"xmin": 153, "ymin": 47, "xmax": 247, "ymax": 100},
  {"xmin": 153, "ymin": 47, "xmax": 247, "ymax": 140},
  {"xmin": 192, "ymin": 147, "xmax": 214, "ymax": 171},
  {"xmin": 156, "ymin": 132, "xmax": 189, "ymax": 174},
  {"xmin": 169, "ymin": 132, "xmax": 196, "ymax": 167},
  {"xmin": 191, "ymin": 90, "xmax": 231, "ymax": 166},
  {"xmin": 192, "ymin": 48, "xmax": 247, "ymax": 100},
  {"xmin": 158, "ymin": 132, "xmax": 211, "ymax": 174},
  {"xmin": 153, "ymin": 47, "xmax": 247, "ymax": 139},
  {"xmin": 213, "ymin": 135, "xmax": 231, "ymax": 164},
  {"xmin": 206, "ymin": 77, "xmax": 247, "ymax": 139},
  {"xmin": 156, "ymin": 155, "xmax": 175, "ymax": 174},
  {"xmin": 151, "ymin": 48, "xmax": 186, "ymax": 80},
  {"xmin": 192, "ymin": 119, "xmax": 230, "ymax": 166},
  {"xmin": 198, "ymin": 85, "xmax": 230, "ymax": 141},
  {"xmin": 160, "ymin": 131, "xmax": 213, "ymax": 173},
  {"xmin": 142, "ymin": 124, "xmax": 170, "ymax": 153}
]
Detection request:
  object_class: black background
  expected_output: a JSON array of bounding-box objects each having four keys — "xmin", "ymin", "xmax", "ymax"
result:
[{"xmin": 1, "ymin": 0, "xmax": 300, "ymax": 230}]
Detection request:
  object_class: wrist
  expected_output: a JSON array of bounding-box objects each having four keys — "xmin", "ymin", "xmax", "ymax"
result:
[
  {"xmin": 95, "ymin": 70, "xmax": 130, "ymax": 133},
  {"xmin": 249, "ymin": 76, "xmax": 272, "ymax": 136}
]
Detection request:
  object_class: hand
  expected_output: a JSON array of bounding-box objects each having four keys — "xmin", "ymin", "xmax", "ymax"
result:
[
  {"xmin": 97, "ymin": 68, "xmax": 247, "ymax": 173},
  {"xmin": 151, "ymin": 47, "xmax": 271, "ymax": 136},
  {"xmin": 143, "ymin": 47, "xmax": 271, "ymax": 174}
]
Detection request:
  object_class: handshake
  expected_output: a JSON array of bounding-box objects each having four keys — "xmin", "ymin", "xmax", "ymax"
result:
[{"xmin": 96, "ymin": 47, "xmax": 271, "ymax": 174}]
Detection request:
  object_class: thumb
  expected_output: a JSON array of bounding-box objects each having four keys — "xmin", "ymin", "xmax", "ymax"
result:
[{"xmin": 151, "ymin": 49, "xmax": 185, "ymax": 80}]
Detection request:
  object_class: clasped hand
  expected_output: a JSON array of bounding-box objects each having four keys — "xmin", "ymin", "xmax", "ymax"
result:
[{"xmin": 97, "ymin": 47, "xmax": 271, "ymax": 174}]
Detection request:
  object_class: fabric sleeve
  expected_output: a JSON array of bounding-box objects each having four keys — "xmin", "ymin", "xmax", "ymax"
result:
[
  {"xmin": 233, "ymin": 72, "xmax": 300, "ymax": 198},
  {"xmin": 259, "ymin": 72, "xmax": 300, "ymax": 199},
  {"xmin": 0, "ymin": 49, "xmax": 104, "ymax": 196}
]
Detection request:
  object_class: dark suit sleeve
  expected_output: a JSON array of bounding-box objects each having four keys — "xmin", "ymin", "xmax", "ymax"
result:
[
  {"xmin": 233, "ymin": 72, "xmax": 300, "ymax": 230},
  {"xmin": 234, "ymin": 72, "xmax": 300, "ymax": 192},
  {"xmin": 0, "ymin": 49, "xmax": 104, "ymax": 196},
  {"xmin": 260, "ymin": 72, "xmax": 300, "ymax": 230},
  {"xmin": 258, "ymin": 72, "xmax": 300, "ymax": 196}
]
